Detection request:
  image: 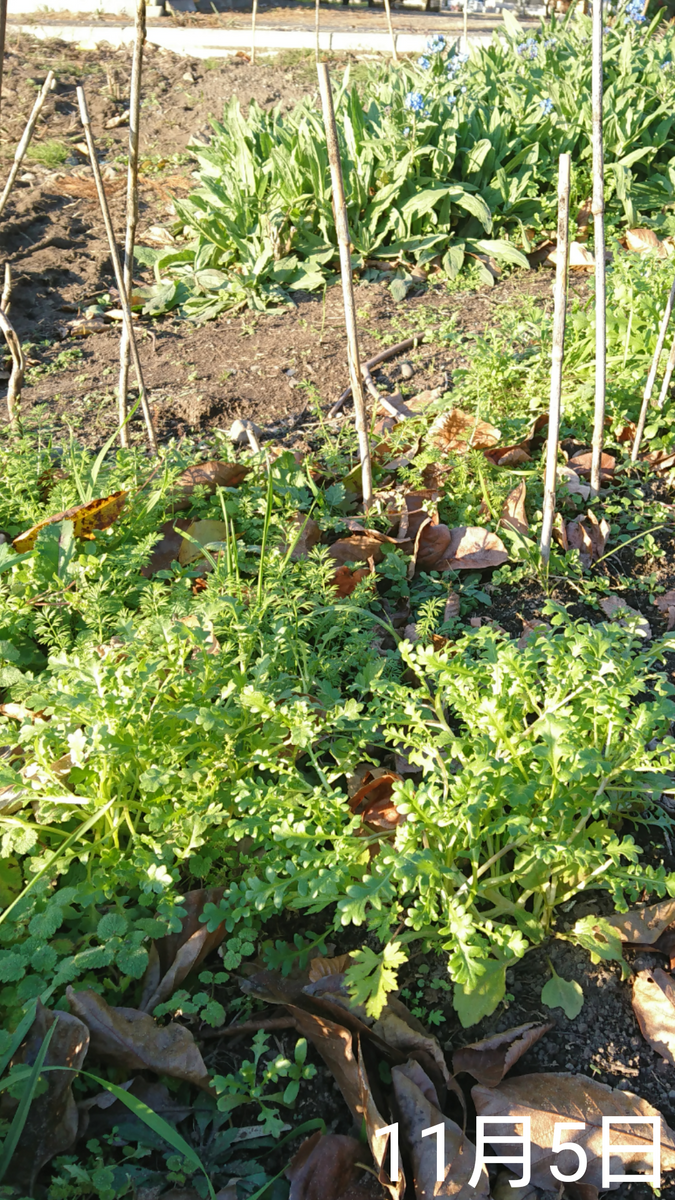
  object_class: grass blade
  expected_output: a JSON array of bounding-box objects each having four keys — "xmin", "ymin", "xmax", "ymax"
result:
[{"xmin": 0, "ymin": 1018, "xmax": 57, "ymax": 1182}]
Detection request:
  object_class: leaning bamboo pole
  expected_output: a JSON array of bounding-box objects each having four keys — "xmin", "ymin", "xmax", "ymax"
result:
[
  {"xmin": 117, "ymin": 0, "xmax": 146, "ymax": 450},
  {"xmin": 589, "ymin": 0, "xmax": 606, "ymax": 497},
  {"xmin": 317, "ymin": 63, "xmax": 373, "ymax": 508},
  {"xmin": 0, "ymin": 72, "xmax": 54, "ymax": 220},
  {"xmin": 540, "ymin": 153, "xmax": 571, "ymax": 565},
  {"xmin": 315, "ymin": 0, "xmax": 320, "ymax": 62},
  {"xmin": 0, "ymin": 265, "xmax": 23, "ymax": 431},
  {"xmin": 631, "ymin": 274, "xmax": 675, "ymax": 461},
  {"xmin": 0, "ymin": 0, "xmax": 7, "ymax": 115},
  {"xmin": 383, "ymin": 0, "xmax": 398, "ymax": 63},
  {"xmin": 251, "ymin": 0, "xmax": 258, "ymax": 65},
  {"xmin": 77, "ymin": 86, "xmax": 158, "ymax": 456}
]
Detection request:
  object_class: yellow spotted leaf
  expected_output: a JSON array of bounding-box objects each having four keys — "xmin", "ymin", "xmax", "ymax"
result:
[{"xmin": 70, "ymin": 491, "xmax": 128, "ymax": 539}]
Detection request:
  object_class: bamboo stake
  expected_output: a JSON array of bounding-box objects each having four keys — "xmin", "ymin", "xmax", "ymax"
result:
[
  {"xmin": 463, "ymin": 0, "xmax": 468, "ymax": 54},
  {"xmin": 0, "ymin": 71, "xmax": 54, "ymax": 221},
  {"xmin": 589, "ymin": 0, "xmax": 606, "ymax": 498},
  {"xmin": 0, "ymin": 265, "xmax": 23, "ymax": 431},
  {"xmin": 317, "ymin": 63, "xmax": 372, "ymax": 507},
  {"xmin": 315, "ymin": 0, "xmax": 320, "ymax": 63},
  {"xmin": 0, "ymin": 0, "xmax": 8, "ymax": 116},
  {"xmin": 630, "ymin": 274, "xmax": 675, "ymax": 461},
  {"xmin": 540, "ymin": 153, "xmax": 571, "ymax": 566},
  {"xmin": 77, "ymin": 86, "xmax": 158, "ymax": 456},
  {"xmin": 251, "ymin": 0, "xmax": 258, "ymax": 65},
  {"xmin": 117, "ymin": 0, "xmax": 146, "ymax": 451},
  {"xmin": 657, "ymin": 328, "xmax": 675, "ymax": 410},
  {"xmin": 383, "ymin": 0, "xmax": 398, "ymax": 63}
]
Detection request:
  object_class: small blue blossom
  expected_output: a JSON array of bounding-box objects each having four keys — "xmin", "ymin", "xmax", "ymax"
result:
[
  {"xmin": 427, "ymin": 34, "xmax": 446, "ymax": 53},
  {"xmin": 540, "ymin": 97, "xmax": 554, "ymax": 114},
  {"xmin": 461, "ymin": 85, "xmax": 467, "ymax": 92},
  {"xmin": 543, "ymin": 36, "xmax": 557, "ymax": 47},
  {"xmin": 417, "ymin": 55, "xmax": 431, "ymax": 69},
  {"xmin": 403, "ymin": 126, "xmax": 410, "ymax": 136},
  {"xmin": 447, "ymin": 94, "xmax": 456, "ymax": 104},
  {"xmin": 446, "ymin": 49, "xmax": 469, "ymax": 77},
  {"xmin": 404, "ymin": 90, "xmax": 426, "ymax": 113},
  {"xmin": 624, "ymin": 0, "xmax": 646, "ymax": 22},
  {"xmin": 516, "ymin": 36, "xmax": 539, "ymax": 59}
]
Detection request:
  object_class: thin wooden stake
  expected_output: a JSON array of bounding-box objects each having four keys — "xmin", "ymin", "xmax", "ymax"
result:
[
  {"xmin": 317, "ymin": 63, "xmax": 372, "ymax": 507},
  {"xmin": 0, "ymin": 265, "xmax": 23, "ymax": 431},
  {"xmin": 117, "ymin": 0, "xmax": 146, "ymax": 451},
  {"xmin": 589, "ymin": 0, "xmax": 606, "ymax": 498},
  {"xmin": 630, "ymin": 274, "xmax": 675, "ymax": 461},
  {"xmin": 77, "ymin": 86, "xmax": 158, "ymax": 456},
  {"xmin": 540, "ymin": 153, "xmax": 571, "ymax": 566},
  {"xmin": 251, "ymin": 0, "xmax": 258, "ymax": 65},
  {"xmin": 0, "ymin": 0, "xmax": 8, "ymax": 116},
  {"xmin": 315, "ymin": 0, "xmax": 320, "ymax": 62},
  {"xmin": 463, "ymin": 0, "xmax": 468, "ymax": 53},
  {"xmin": 383, "ymin": 0, "xmax": 398, "ymax": 62},
  {"xmin": 0, "ymin": 71, "xmax": 54, "ymax": 221},
  {"xmin": 657, "ymin": 328, "xmax": 675, "ymax": 411}
]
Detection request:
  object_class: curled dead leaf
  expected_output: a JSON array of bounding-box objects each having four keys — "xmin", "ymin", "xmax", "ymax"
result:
[
  {"xmin": 286, "ymin": 1131, "xmax": 377, "ymax": 1200},
  {"xmin": 632, "ymin": 968, "xmax": 675, "ymax": 1065},
  {"xmin": 557, "ymin": 465, "xmax": 591, "ymax": 502},
  {"xmin": 349, "ymin": 770, "xmax": 405, "ymax": 832},
  {"xmin": 373, "ymin": 999, "xmax": 451, "ymax": 1105},
  {"xmin": 328, "ymin": 535, "xmax": 385, "ymax": 568},
  {"xmin": 170, "ymin": 460, "xmax": 250, "ymax": 510},
  {"xmin": 452, "ymin": 1022, "xmax": 553, "ymax": 1088},
  {"xmin": 642, "ymin": 449, "xmax": 675, "ymax": 474},
  {"xmin": 516, "ymin": 618, "xmax": 551, "ymax": 649},
  {"xmin": 566, "ymin": 511, "xmax": 610, "ymax": 567},
  {"xmin": 547, "ymin": 240, "xmax": 595, "ymax": 269},
  {"xmin": 13, "ymin": 491, "xmax": 128, "ymax": 553},
  {"xmin": 567, "ymin": 450, "xmax": 615, "ymax": 481},
  {"xmin": 331, "ymin": 566, "xmax": 371, "ymax": 598},
  {"xmin": 283, "ymin": 514, "xmax": 322, "ymax": 560},
  {"xmin": 430, "ymin": 408, "xmax": 501, "ymax": 454},
  {"xmin": 439, "ymin": 526, "xmax": 508, "ymax": 572},
  {"xmin": 141, "ymin": 886, "xmax": 226, "ymax": 1013},
  {"xmin": 308, "ymin": 953, "xmax": 354, "ymax": 983},
  {"xmin": 444, "ymin": 591, "xmax": 460, "ymax": 621},
  {"xmin": 500, "ymin": 481, "xmax": 528, "ymax": 536},
  {"xmin": 626, "ymin": 227, "xmax": 665, "ymax": 256},
  {"xmin": 66, "ymin": 987, "xmax": 212, "ymax": 1090},
  {"xmin": 599, "ymin": 595, "xmax": 651, "ymax": 639},
  {"xmin": 141, "ymin": 518, "xmax": 191, "ymax": 577},
  {"xmin": 654, "ymin": 588, "xmax": 675, "ymax": 632},
  {"xmin": 608, "ymin": 897, "xmax": 675, "ymax": 945}
]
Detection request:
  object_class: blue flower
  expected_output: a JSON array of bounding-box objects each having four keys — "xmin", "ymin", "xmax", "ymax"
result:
[
  {"xmin": 427, "ymin": 34, "xmax": 446, "ymax": 53},
  {"xmin": 404, "ymin": 90, "xmax": 426, "ymax": 113},
  {"xmin": 624, "ymin": 0, "xmax": 645, "ymax": 22},
  {"xmin": 516, "ymin": 36, "xmax": 539, "ymax": 59},
  {"xmin": 417, "ymin": 55, "xmax": 431, "ymax": 69},
  {"xmin": 403, "ymin": 126, "xmax": 410, "ymax": 136},
  {"xmin": 540, "ymin": 97, "xmax": 554, "ymax": 114}
]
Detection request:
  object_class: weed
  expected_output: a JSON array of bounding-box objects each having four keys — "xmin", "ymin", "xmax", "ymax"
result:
[{"xmin": 26, "ymin": 139, "xmax": 68, "ymax": 168}]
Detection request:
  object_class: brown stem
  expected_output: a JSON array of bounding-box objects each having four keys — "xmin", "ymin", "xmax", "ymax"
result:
[
  {"xmin": 77, "ymin": 86, "xmax": 158, "ymax": 456},
  {"xmin": 199, "ymin": 1016, "xmax": 297, "ymax": 1040},
  {"xmin": 317, "ymin": 63, "xmax": 372, "ymax": 507},
  {"xmin": 0, "ymin": 72, "xmax": 54, "ymax": 220},
  {"xmin": 540, "ymin": 153, "xmax": 571, "ymax": 565},
  {"xmin": 328, "ymin": 334, "xmax": 426, "ymax": 418},
  {"xmin": 117, "ymin": 0, "xmax": 146, "ymax": 451},
  {"xmin": 0, "ymin": 267, "xmax": 24, "ymax": 432}
]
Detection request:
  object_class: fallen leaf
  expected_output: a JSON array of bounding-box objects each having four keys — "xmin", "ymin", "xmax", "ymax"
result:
[
  {"xmin": 430, "ymin": 408, "xmax": 501, "ymax": 454},
  {"xmin": 286, "ymin": 1131, "xmax": 375, "ymax": 1200},
  {"xmin": 599, "ymin": 595, "xmax": 651, "ymax": 640},
  {"xmin": 142, "ymin": 886, "xmax": 226, "ymax": 1013},
  {"xmin": 81, "ymin": 1076, "xmax": 194, "ymax": 1141},
  {"xmin": 632, "ymin": 968, "xmax": 675, "ymax": 1065},
  {"xmin": 331, "ymin": 566, "xmax": 371, "ymax": 597},
  {"xmin": 284, "ymin": 515, "xmax": 322, "ymax": 560},
  {"xmin": 358, "ymin": 1042, "xmax": 404, "ymax": 1200},
  {"xmin": 349, "ymin": 770, "xmax": 405, "ymax": 832},
  {"xmin": 473, "ymin": 1073, "xmax": 675, "ymax": 1190},
  {"xmin": 437, "ymin": 527, "xmax": 508, "ymax": 572},
  {"xmin": 139, "ymin": 224, "xmax": 176, "ymax": 247},
  {"xmin": 654, "ymin": 589, "xmax": 675, "ymax": 632},
  {"xmin": 286, "ymin": 1007, "xmax": 362, "ymax": 1119},
  {"xmin": 170, "ymin": 460, "xmax": 250, "ymax": 509},
  {"xmin": 308, "ymin": 954, "xmax": 354, "ymax": 983},
  {"xmin": 608, "ymin": 897, "xmax": 675, "ymax": 944},
  {"xmin": 3, "ymin": 1002, "xmax": 89, "ymax": 1192},
  {"xmin": 421, "ymin": 461, "xmax": 454, "ymax": 489},
  {"xmin": 66, "ymin": 987, "xmax": 211, "ymax": 1089},
  {"xmin": 105, "ymin": 110, "xmax": 129, "ymax": 128},
  {"xmin": 614, "ymin": 421, "xmax": 638, "ymax": 444},
  {"xmin": 453, "ymin": 1023, "xmax": 552, "ymax": 1088},
  {"xmin": 557, "ymin": 466, "xmax": 591, "ymax": 502},
  {"xmin": 500, "ymin": 481, "xmax": 528, "ymax": 536},
  {"xmin": 567, "ymin": 450, "xmax": 615, "ymax": 481},
  {"xmin": 566, "ymin": 511, "xmax": 610, "ymax": 567},
  {"xmin": 392, "ymin": 1062, "xmax": 489, "ymax": 1199},
  {"xmin": 642, "ymin": 449, "xmax": 675, "ymax": 474},
  {"xmin": 406, "ymin": 386, "xmax": 443, "ymax": 413},
  {"xmin": 484, "ymin": 445, "xmax": 531, "ymax": 467},
  {"xmin": 517, "ymin": 618, "xmax": 551, "ymax": 649},
  {"xmin": 328, "ymin": 535, "xmax": 385, "ymax": 568},
  {"xmin": 444, "ymin": 592, "xmax": 460, "ymax": 621},
  {"xmin": 547, "ymin": 240, "xmax": 595, "ymax": 268},
  {"xmin": 373, "ymin": 998, "xmax": 451, "ymax": 1104},
  {"xmin": 414, "ymin": 523, "xmax": 454, "ymax": 572},
  {"xmin": 141, "ymin": 518, "xmax": 192, "ymax": 577},
  {"xmin": 626, "ymin": 227, "xmax": 664, "ymax": 255},
  {"xmin": 178, "ymin": 519, "xmax": 229, "ymax": 567},
  {"xmin": 13, "ymin": 491, "xmax": 128, "ymax": 553}
]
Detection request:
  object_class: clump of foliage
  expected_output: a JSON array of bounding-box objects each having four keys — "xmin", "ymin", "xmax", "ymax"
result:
[{"xmin": 134, "ymin": 6, "xmax": 675, "ymax": 318}]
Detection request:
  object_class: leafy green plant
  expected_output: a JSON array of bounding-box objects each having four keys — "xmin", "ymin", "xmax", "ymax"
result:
[{"xmin": 211, "ymin": 1031, "xmax": 316, "ymax": 1136}]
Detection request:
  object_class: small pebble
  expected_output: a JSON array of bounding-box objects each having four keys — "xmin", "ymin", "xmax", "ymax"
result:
[
  {"xmin": 18, "ymin": 172, "xmax": 35, "ymax": 183},
  {"xmin": 400, "ymin": 361, "xmax": 414, "ymax": 380},
  {"xmin": 182, "ymin": 71, "xmax": 195, "ymax": 83}
]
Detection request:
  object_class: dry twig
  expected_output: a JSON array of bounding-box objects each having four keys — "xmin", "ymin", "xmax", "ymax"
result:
[
  {"xmin": 631, "ymin": 274, "xmax": 675, "ymax": 460},
  {"xmin": 317, "ymin": 63, "xmax": 372, "ymax": 505},
  {"xmin": 77, "ymin": 86, "xmax": 158, "ymax": 455},
  {"xmin": 540, "ymin": 153, "xmax": 571, "ymax": 565},
  {"xmin": 117, "ymin": 0, "xmax": 146, "ymax": 449},
  {"xmin": 329, "ymin": 334, "xmax": 426, "ymax": 417},
  {"xmin": 0, "ymin": 265, "xmax": 24, "ymax": 431}
]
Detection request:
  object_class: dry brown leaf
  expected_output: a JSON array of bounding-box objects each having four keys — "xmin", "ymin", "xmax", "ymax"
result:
[
  {"xmin": 421, "ymin": 461, "xmax": 455, "ymax": 489},
  {"xmin": 141, "ymin": 518, "xmax": 191, "ymax": 577},
  {"xmin": 566, "ymin": 511, "xmax": 610, "ymax": 567},
  {"xmin": 608, "ymin": 898, "xmax": 675, "ymax": 945},
  {"xmin": 178, "ymin": 519, "xmax": 229, "ymax": 568},
  {"xmin": 484, "ymin": 445, "xmax": 531, "ymax": 468},
  {"xmin": 438, "ymin": 526, "xmax": 508, "ymax": 572},
  {"xmin": 286, "ymin": 1007, "xmax": 362, "ymax": 1120},
  {"xmin": 452, "ymin": 1022, "xmax": 553, "ymax": 1088},
  {"xmin": 373, "ymin": 999, "xmax": 451, "ymax": 1105},
  {"xmin": 473, "ymin": 1072, "xmax": 675, "ymax": 1190},
  {"xmin": 547, "ymin": 240, "xmax": 595, "ymax": 268},
  {"xmin": 2, "ymin": 1002, "xmax": 89, "ymax": 1192},
  {"xmin": 444, "ymin": 592, "xmax": 460, "ymax": 621},
  {"xmin": 642, "ymin": 449, "xmax": 675, "ymax": 474},
  {"xmin": 284, "ymin": 515, "xmax": 322, "ymax": 560},
  {"xmin": 599, "ymin": 595, "xmax": 651, "ymax": 640},
  {"xmin": 653, "ymin": 589, "xmax": 675, "ymax": 632},
  {"xmin": 308, "ymin": 954, "xmax": 354, "ymax": 983},
  {"xmin": 13, "ymin": 492, "xmax": 128, "ymax": 553},
  {"xmin": 406, "ymin": 386, "xmax": 443, "ymax": 413},
  {"xmin": 626, "ymin": 227, "xmax": 665, "ymax": 256},
  {"xmin": 632, "ymin": 968, "xmax": 675, "ymax": 1065},
  {"xmin": 358, "ymin": 1042, "xmax": 404, "ymax": 1200},
  {"xmin": 331, "ymin": 566, "xmax": 371, "ymax": 598},
  {"xmin": 430, "ymin": 408, "xmax": 501, "ymax": 454},
  {"xmin": 141, "ymin": 886, "xmax": 226, "ymax": 1013},
  {"xmin": 328, "ymin": 535, "xmax": 385, "ymax": 568},
  {"xmin": 170, "ymin": 460, "xmax": 250, "ymax": 509},
  {"xmin": 66, "ymin": 987, "xmax": 211, "ymax": 1089},
  {"xmin": 349, "ymin": 770, "xmax": 405, "ymax": 832},
  {"xmin": 615, "ymin": 421, "xmax": 638, "ymax": 444},
  {"xmin": 517, "ymin": 618, "xmax": 551, "ymax": 649},
  {"xmin": 557, "ymin": 466, "xmax": 591, "ymax": 502},
  {"xmin": 501, "ymin": 481, "xmax": 528, "ymax": 536},
  {"xmin": 59, "ymin": 175, "xmax": 125, "ymax": 201},
  {"xmin": 392, "ymin": 1062, "xmax": 489, "ymax": 1199},
  {"xmin": 286, "ymin": 1131, "xmax": 376, "ymax": 1200},
  {"xmin": 413, "ymin": 524, "xmax": 454, "ymax": 572},
  {"xmin": 567, "ymin": 450, "xmax": 615, "ymax": 481}
]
